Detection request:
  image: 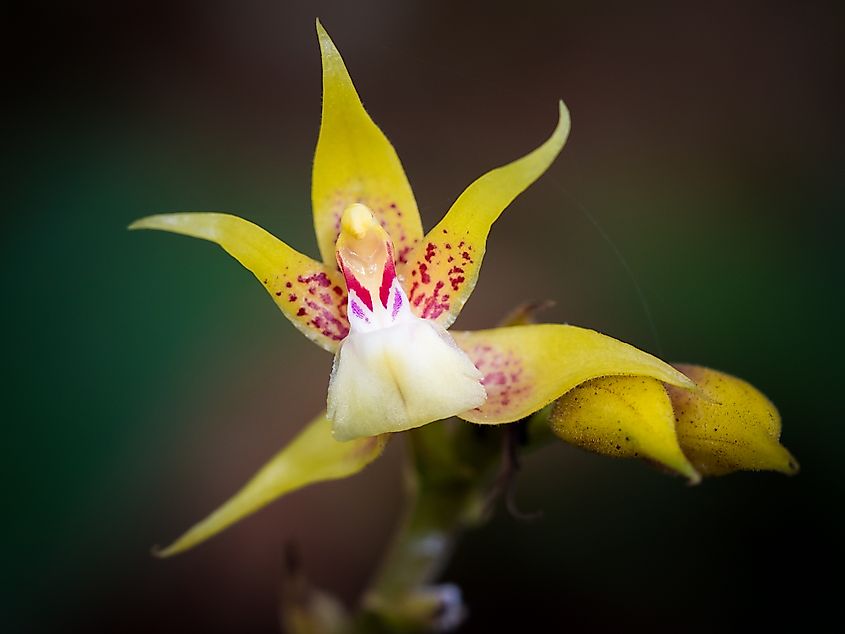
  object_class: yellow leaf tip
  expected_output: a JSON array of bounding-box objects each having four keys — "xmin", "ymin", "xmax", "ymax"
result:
[
  {"xmin": 316, "ymin": 18, "xmax": 333, "ymax": 48},
  {"xmin": 685, "ymin": 468, "xmax": 703, "ymax": 486},
  {"xmin": 151, "ymin": 538, "xmax": 186, "ymax": 558},
  {"xmin": 557, "ymin": 99, "xmax": 569, "ymax": 120},
  {"xmin": 775, "ymin": 447, "xmax": 800, "ymax": 476},
  {"xmin": 128, "ymin": 214, "xmax": 170, "ymax": 231},
  {"xmin": 150, "ymin": 544, "xmax": 169, "ymax": 559}
]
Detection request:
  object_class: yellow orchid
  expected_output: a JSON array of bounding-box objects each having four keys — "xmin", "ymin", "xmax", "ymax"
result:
[{"xmin": 131, "ymin": 19, "xmax": 796, "ymax": 578}]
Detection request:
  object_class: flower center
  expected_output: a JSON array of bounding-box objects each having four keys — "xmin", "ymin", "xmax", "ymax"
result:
[
  {"xmin": 327, "ymin": 204, "xmax": 486, "ymax": 440},
  {"xmin": 335, "ymin": 203, "xmax": 412, "ymax": 332}
]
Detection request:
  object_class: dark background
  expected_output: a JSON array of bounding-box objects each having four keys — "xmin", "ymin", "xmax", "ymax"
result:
[{"xmin": 5, "ymin": 1, "xmax": 843, "ymax": 632}]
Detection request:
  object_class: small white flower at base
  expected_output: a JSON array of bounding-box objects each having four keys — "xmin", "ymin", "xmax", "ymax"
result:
[{"xmin": 326, "ymin": 203, "xmax": 486, "ymax": 441}]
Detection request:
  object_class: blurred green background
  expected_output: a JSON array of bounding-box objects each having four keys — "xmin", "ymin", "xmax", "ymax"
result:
[{"xmin": 5, "ymin": 1, "xmax": 843, "ymax": 631}]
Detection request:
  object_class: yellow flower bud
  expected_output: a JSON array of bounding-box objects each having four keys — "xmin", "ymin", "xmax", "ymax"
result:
[
  {"xmin": 549, "ymin": 375, "xmax": 700, "ymax": 482},
  {"xmin": 667, "ymin": 365, "xmax": 799, "ymax": 476}
]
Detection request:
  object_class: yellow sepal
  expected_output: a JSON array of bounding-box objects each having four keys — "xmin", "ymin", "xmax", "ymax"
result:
[
  {"xmin": 667, "ymin": 365, "xmax": 799, "ymax": 476},
  {"xmin": 452, "ymin": 324, "xmax": 693, "ymax": 424},
  {"xmin": 550, "ymin": 376, "xmax": 700, "ymax": 482},
  {"xmin": 129, "ymin": 213, "xmax": 349, "ymax": 352},
  {"xmin": 312, "ymin": 20, "xmax": 423, "ymax": 267},
  {"xmin": 154, "ymin": 413, "xmax": 388, "ymax": 557},
  {"xmin": 398, "ymin": 103, "xmax": 570, "ymax": 326}
]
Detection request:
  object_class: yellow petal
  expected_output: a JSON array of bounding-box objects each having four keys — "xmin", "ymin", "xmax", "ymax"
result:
[
  {"xmin": 549, "ymin": 376, "xmax": 700, "ymax": 482},
  {"xmin": 452, "ymin": 324, "xmax": 694, "ymax": 424},
  {"xmin": 130, "ymin": 213, "xmax": 349, "ymax": 352},
  {"xmin": 667, "ymin": 365, "xmax": 799, "ymax": 476},
  {"xmin": 312, "ymin": 20, "xmax": 423, "ymax": 267},
  {"xmin": 155, "ymin": 413, "xmax": 389, "ymax": 557},
  {"xmin": 398, "ymin": 102, "xmax": 570, "ymax": 327}
]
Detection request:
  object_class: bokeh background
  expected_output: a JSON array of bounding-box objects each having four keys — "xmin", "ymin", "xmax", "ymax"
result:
[{"xmin": 6, "ymin": 1, "xmax": 843, "ymax": 631}]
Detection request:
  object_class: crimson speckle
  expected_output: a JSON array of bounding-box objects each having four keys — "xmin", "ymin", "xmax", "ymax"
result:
[
  {"xmin": 424, "ymin": 243, "xmax": 437, "ymax": 263},
  {"xmin": 296, "ymin": 307, "xmax": 307, "ymax": 317},
  {"xmin": 288, "ymin": 294, "xmax": 297, "ymax": 302},
  {"xmin": 398, "ymin": 245, "xmax": 413, "ymax": 264},
  {"xmin": 275, "ymin": 291, "xmax": 282, "ymax": 296},
  {"xmin": 483, "ymin": 372, "xmax": 508, "ymax": 386},
  {"xmin": 419, "ymin": 263, "xmax": 431, "ymax": 284},
  {"xmin": 467, "ymin": 346, "xmax": 527, "ymax": 412},
  {"xmin": 297, "ymin": 272, "xmax": 332, "ymax": 288},
  {"xmin": 419, "ymin": 280, "xmax": 449, "ymax": 319}
]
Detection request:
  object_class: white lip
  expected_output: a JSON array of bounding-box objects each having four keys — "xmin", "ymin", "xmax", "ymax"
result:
[{"xmin": 327, "ymin": 316, "xmax": 486, "ymax": 440}]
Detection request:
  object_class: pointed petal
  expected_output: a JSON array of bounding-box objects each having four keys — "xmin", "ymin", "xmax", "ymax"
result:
[
  {"xmin": 452, "ymin": 324, "xmax": 694, "ymax": 424},
  {"xmin": 398, "ymin": 103, "xmax": 570, "ymax": 326},
  {"xmin": 155, "ymin": 413, "xmax": 389, "ymax": 557},
  {"xmin": 550, "ymin": 376, "xmax": 700, "ymax": 482},
  {"xmin": 312, "ymin": 21, "xmax": 423, "ymax": 266},
  {"xmin": 667, "ymin": 365, "xmax": 799, "ymax": 476},
  {"xmin": 130, "ymin": 213, "xmax": 349, "ymax": 352}
]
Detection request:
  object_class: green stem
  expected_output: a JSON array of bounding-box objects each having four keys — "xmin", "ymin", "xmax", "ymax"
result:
[
  {"xmin": 356, "ymin": 421, "xmax": 504, "ymax": 631},
  {"xmin": 283, "ymin": 409, "xmax": 556, "ymax": 632}
]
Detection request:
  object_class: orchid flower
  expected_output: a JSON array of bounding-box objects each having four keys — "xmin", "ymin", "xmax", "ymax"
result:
[{"xmin": 131, "ymin": 21, "xmax": 797, "ymax": 565}]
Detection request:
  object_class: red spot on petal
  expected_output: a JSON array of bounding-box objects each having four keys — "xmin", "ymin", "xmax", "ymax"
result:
[
  {"xmin": 398, "ymin": 245, "xmax": 413, "ymax": 264},
  {"xmin": 419, "ymin": 263, "xmax": 431, "ymax": 284},
  {"xmin": 297, "ymin": 272, "xmax": 332, "ymax": 288},
  {"xmin": 424, "ymin": 242, "xmax": 437, "ymax": 263}
]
